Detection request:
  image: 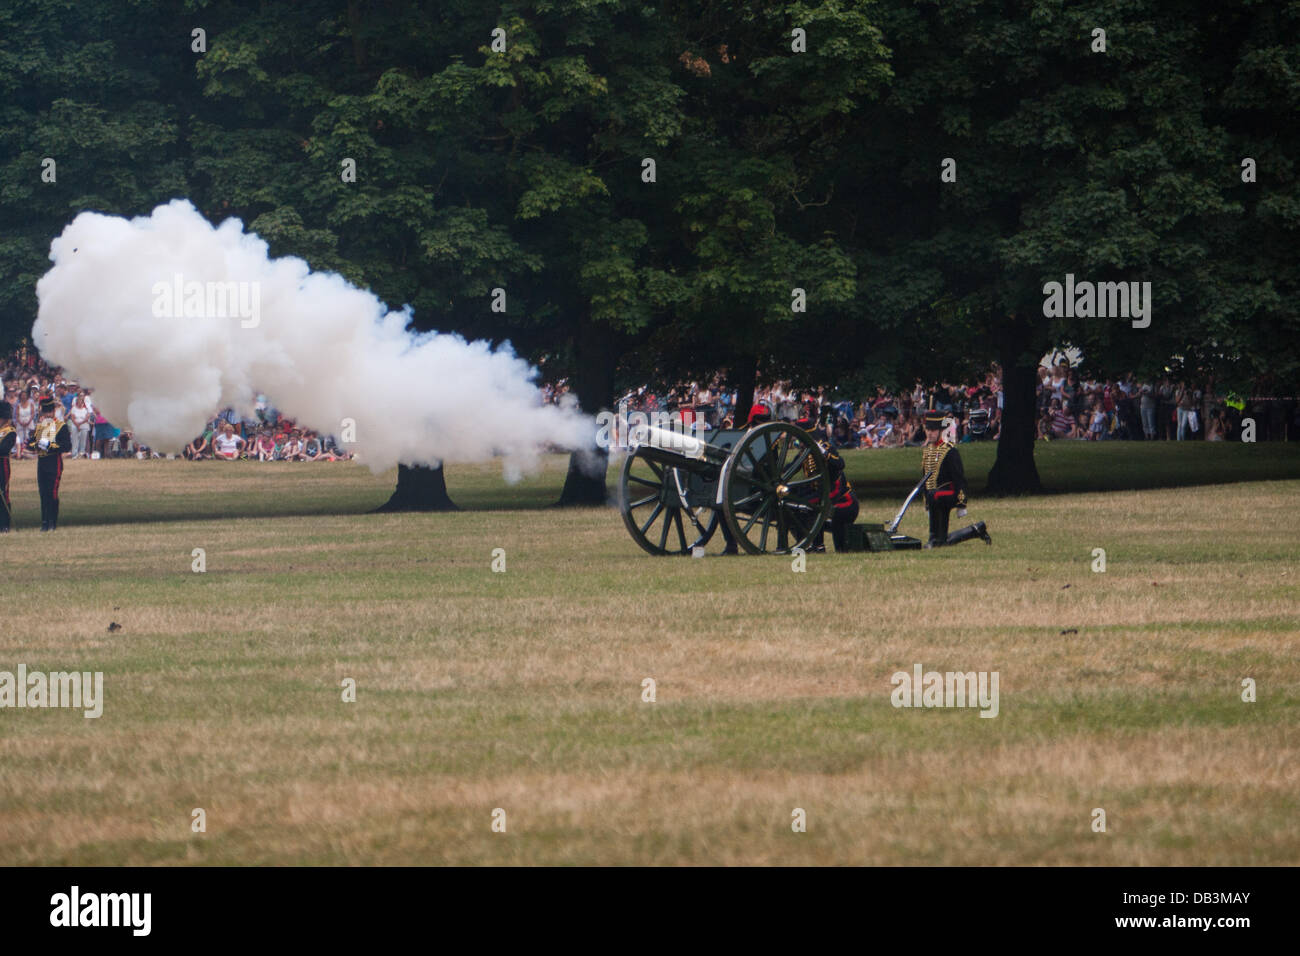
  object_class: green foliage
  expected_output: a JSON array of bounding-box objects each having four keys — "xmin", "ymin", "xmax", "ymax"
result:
[{"xmin": 1, "ymin": 0, "xmax": 1294, "ymax": 418}]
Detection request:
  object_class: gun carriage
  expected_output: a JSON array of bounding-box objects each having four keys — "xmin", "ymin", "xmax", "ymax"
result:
[
  {"xmin": 617, "ymin": 420, "xmax": 927, "ymax": 556},
  {"xmin": 618, "ymin": 421, "xmax": 831, "ymax": 555}
]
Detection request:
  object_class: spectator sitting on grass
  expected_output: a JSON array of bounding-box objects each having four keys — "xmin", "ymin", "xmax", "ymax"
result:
[
  {"xmin": 1038, "ymin": 408, "xmax": 1055, "ymax": 440},
  {"xmin": 1206, "ymin": 409, "xmax": 1228, "ymax": 441},
  {"xmin": 896, "ymin": 412, "xmax": 923, "ymax": 447},
  {"xmin": 212, "ymin": 422, "xmax": 244, "ymax": 460},
  {"xmin": 283, "ymin": 429, "xmax": 306, "ymax": 461},
  {"xmin": 322, "ymin": 435, "xmax": 352, "ymax": 461},
  {"xmin": 831, "ymin": 417, "xmax": 858, "ymax": 449},
  {"xmin": 253, "ymin": 428, "xmax": 274, "ymax": 461},
  {"xmin": 1088, "ymin": 397, "xmax": 1108, "ymax": 440},
  {"xmin": 882, "ymin": 414, "xmax": 906, "ymax": 447},
  {"xmin": 1050, "ymin": 398, "xmax": 1079, "ymax": 439},
  {"xmin": 184, "ymin": 432, "xmax": 209, "ymax": 460},
  {"xmin": 302, "ymin": 432, "xmax": 325, "ymax": 460}
]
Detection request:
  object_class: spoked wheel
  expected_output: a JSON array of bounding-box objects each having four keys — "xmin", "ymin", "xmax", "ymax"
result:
[
  {"xmin": 619, "ymin": 448, "xmax": 720, "ymax": 555},
  {"xmin": 720, "ymin": 421, "xmax": 830, "ymax": 554}
]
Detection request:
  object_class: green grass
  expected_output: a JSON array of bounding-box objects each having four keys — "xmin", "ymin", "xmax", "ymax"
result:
[{"xmin": 0, "ymin": 443, "xmax": 1297, "ymax": 865}]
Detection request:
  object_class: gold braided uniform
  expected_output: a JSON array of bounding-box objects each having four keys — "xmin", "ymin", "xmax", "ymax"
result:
[
  {"xmin": 34, "ymin": 414, "xmax": 71, "ymax": 531},
  {"xmin": 33, "ymin": 418, "xmax": 60, "ymax": 448},
  {"xmin": 922, "ymin": 441, "xmax": 966, "ymax": 507},
  {"xmin": 920, "ymin": 434, "xmax": 989, "ymax": 547}
]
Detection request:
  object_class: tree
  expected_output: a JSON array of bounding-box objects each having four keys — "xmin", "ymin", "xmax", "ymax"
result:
[
  {"xmin": 634, "ymin": 1, "xmax": 891, "ymax": 419},
  {"xmin": 0, "ymin": 0, "xmax": 200, "ymax": 346},
  {"xmin": 840, "ymin": 0, "xmax": 1300, "ymax": 493},
  {"xmin": 376, "ymin": 464, "xmax": 457, "ymax": 512}
]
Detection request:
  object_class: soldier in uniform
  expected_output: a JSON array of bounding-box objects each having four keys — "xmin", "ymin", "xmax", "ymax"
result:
[
  {"xmin": 32, "ymin": 396, "xmax": 71, "ymax": 532},
  {"xmin": 790, "ymin": 414, "xmax": 859, "ymax": 552},
  {"xmin": 921, "ymin": 409, "xmax": 991, "ymax": 548},
  {"xmin": 808, "ymin": 437, "xmax": 859, "ymax": 552},
  {"xmin": 0, "ymin": 400, "xmax": 15, "ymax": 532}
]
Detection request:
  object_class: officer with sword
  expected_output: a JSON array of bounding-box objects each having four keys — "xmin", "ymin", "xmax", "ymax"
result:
[{"xmin": 918, "ymin": 409, "xmax": 991, "ymax": 548}]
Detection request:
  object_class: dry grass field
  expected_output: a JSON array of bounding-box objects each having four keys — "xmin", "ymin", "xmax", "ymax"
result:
[{"xmin": 0, "ymin": 444, "xmax": 1297, "ymax": 865}]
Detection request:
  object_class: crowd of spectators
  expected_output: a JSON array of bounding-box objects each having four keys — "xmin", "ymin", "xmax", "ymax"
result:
[
  {"xmin": 618, "ymin": 374, "xmax": 1001, "ymax": 448},
  {"xmin": 621, "ymin": 363, "xmax": 1279, "ymax": 446},
  {"xmin": 180, "ymin": 406, "xmax": 353, "ymax": 462},
  {"xmin": 2, "ymin": 348, "xmax": 352, "ymax": 462},
  {"xmin": 1031, "ymin": 362, "xmax": 1253, "ymax": 443},
  {"xmin": 6, "ymin": 345, "xmax": 1291, "ymax": 462}
]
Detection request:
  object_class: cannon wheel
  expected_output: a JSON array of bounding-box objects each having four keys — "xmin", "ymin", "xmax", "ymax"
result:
[
  {"xmin": 720, "ymin": 422, "xmax": 830, "ymax": 554},
  {"xmin": 619, "ymin": 448, "xmax": 720, "ymax": 555}
]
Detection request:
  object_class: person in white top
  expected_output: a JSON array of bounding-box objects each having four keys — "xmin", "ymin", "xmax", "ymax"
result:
[
  {"xmin": 212, "ymin": 423, "xmax": 245, "ymax": 460},
  {"xmin": 14, "ymin": 395, "xmax": 36, "ymax": 456},
  {"xmin": 1050, "ymin": 363, "xmax": 1068, "ymax": 400},
  {"xmin": 282, "ymin": 431, "xmax": 305, "ymax": 461},
  {"xmin": 67, "ymin": 394, "xmax": 92, "ymax": 458}
]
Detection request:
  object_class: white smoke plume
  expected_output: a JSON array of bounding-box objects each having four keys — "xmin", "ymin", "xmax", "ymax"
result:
[{"xmin": 32, "ymin": 200, "xmax": 591, "ymax": 476}]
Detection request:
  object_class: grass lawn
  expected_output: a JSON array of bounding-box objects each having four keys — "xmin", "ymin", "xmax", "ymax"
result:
[{"xmin": 0, "ymin": 442, "xmax": 1297, "ymax": 865}]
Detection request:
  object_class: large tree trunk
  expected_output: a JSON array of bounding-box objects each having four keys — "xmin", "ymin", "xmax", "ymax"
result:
[
  {"xmin": 731, "ymin": 355, "xmax": 757, "ymax": 424},
  {"xmin": 556, "ymin": 447, "xmax": 609, "ymax": 507},
  {"xmin": 986, "ymin": 316, "xmax": 1044, "ymax": 495},
  {"xmin": 376, "ymin": 463, "xmax": 458, "ymax": 512},
  {"xmin": 556, "ymin": 321, "xmax": 617, "ymax": 506}
]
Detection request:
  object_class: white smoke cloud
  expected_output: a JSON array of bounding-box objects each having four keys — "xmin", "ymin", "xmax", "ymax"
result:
[{"xmin": 32, "ymin": 200, "xmax": 591, "ymax": 476}]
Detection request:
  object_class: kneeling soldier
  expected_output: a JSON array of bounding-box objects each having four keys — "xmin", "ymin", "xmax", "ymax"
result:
[
  {"xmin": 802, "ymin": 424, "xmax": 859, "ymax": 552},
  {"xmin": 33, "ymin": 396, "xmax": 71, "ymax": 532},
  {"xmin": 921, "ymin": 410, "xmax": 990, "ymax": 549}
]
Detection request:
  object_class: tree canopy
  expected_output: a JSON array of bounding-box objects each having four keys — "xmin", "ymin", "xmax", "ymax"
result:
[{"xmin": 2, "ymin": 0, "xmax": 1296, "ymax": 499}]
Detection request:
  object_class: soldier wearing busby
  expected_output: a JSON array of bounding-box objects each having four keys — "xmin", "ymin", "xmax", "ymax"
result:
[
  {"xmin": 33, "ymin": 396, "xmax": 71, "ymax": 532},
  {"xmin": 810, "ymin": 438, "xmax": 859, "ymax": 552},
  {"xmin": 793, "ymin": 415, "xmax": 859, "ymax": 552},
  {"xmin": 0, "ymin": 400, "xmax": 15, "ymax": 532},
  {"xmin": 921, "ymin": 409, "xmax": 990, "ymax": 549}
]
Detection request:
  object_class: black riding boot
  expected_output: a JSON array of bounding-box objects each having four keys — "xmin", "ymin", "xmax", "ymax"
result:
[
  {"xmin": 946, "ymin": 521, "xmax": 991, "ymax": 546},
  {"xmin": 925, "ymin": 498, "xmax": 950, "ymax": 548}
]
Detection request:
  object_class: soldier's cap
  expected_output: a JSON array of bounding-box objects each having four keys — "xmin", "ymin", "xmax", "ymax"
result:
[
  {"xmin": 923, "ymin": 411, "xmax": 947, "ymax": 430},
  {"xmin": 746, "ymin": 403, "xmax": 772, "ymax": 426},
  {"xmin": 794, "ymin": 416, "xmax": 815, "ymax": 431},
  {"xmin": 40, "ymin": 396, "xmax": 58, "ymax": 413}
]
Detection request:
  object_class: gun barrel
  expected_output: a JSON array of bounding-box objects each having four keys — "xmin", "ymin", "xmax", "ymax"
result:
[{"xmin": 629, "ymin": 423, "xmax": 711, "ymax": 461}]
